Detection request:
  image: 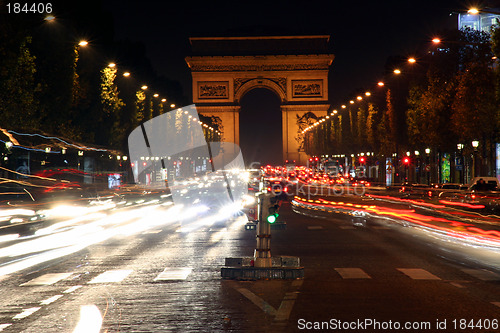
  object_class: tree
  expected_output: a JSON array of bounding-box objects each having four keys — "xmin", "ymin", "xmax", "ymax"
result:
[
  {"xmin": 0, "ymin": 37, "xmax": 39, "ymax": 131},
  {"xmin": 101, "ymin": 66, "xmax": 125, "ymax": 148},
  {"xmin": 451, "ymin": 62, "xmax": 496, "ymax": 142}
]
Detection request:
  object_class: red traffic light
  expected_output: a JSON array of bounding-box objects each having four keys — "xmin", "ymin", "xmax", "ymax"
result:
[
  {"xmin": 359, "ymin": 157, "xmax": 366, "ymax": 163},
  {"xmin": 315, "ymin": 157, "xmax": 319, "ymax": 161},
  {"xmin": 403, "ymin": 157, "xmax": 410, "ymax": 164}
]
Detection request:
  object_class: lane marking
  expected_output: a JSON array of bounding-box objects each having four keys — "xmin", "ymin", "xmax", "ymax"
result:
[
  {"xmin": 20, "ymin": 272, "xmax": 73, "ymax": 286},
  {"xmin": 461, "ymin": 269, "xmax": 500, "ymax": 281},
  {"xmin": 40, "ymin": 295, "xmax": 63, "ymax": 305},
  {"xmin": 339, "ymin": 226, "xmax": 355, "ymax": 230},
  {"xmin": 63, "ymin": 285, "xmax": 83, "ymax": 293},
  {"xmin": 142, "ymin": 229, "xmax": 162, "ymax": 234},
  {"xmin": 13, "ymin": 307, "xmax": 40, "ymax": 320},
  {"xmin": 335, "ymin": 268, "xmax": 371, "ymax": 279},
  {"xmin": 449, "ymin": 282, "xmax": 465, "ymax": 288},
  {"xmin": 307, "ymin": 226, "xmax": 323, "ymax": 230},
  {"xmin": 397, "ymin": 268, "xmax": 440, "ymax": 280},
  {"xmin": 88, "ymin": 270, "xmax": 132, "ymax": 284},
  {"xmin": 0, "ymin": 324, "xmax": 12, "ymax": 331},
  {"xmin": 274, "ymin": 292, "xmax": 298, "ymax": 321},
  {"xmin": 492, "ymin": 302, "xmax": 500, "ymax": 308},
  {"xmin": 154, "ymin": 267, "xmax": 192, "ymax": 281},
  {"xmin": 236, "ymin": 288, "xmax": 277, "ymax": 316}
]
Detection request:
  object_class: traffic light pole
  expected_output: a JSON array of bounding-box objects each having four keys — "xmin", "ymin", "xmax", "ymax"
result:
[
  {"xmin": 254, "ymin": 193, "xmax": 272, "ymax": 267},
  {"xmin": 221, "ymin": 186, "xmax": 304, "ymax": 280}
]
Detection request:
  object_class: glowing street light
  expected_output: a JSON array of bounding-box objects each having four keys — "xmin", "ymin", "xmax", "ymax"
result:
[
  {"xmin": 170, "ymin": 104, "xmax": 176, "ymax": 108},
  {"xmin": 408, "ymin": 57, "xmax": 416, "ymax": 64},
  {"xmin": 377, "ymin": 81, "xmax": 385, "ymax": 87},
  {"xmin": 468, "ymin": 8, "xmax": 479, "ymax": 15},
  {"xmin": 161, "ymin": 98, "xmax": 167, "ymax": 102},
  {"xmin": 123, "ymin": 72, "xmax": 131, "ymax": 77},
  {"xmin": 108, "ymin": 63, "xmax": 116, "ymax": 68},
  {"xmin": 393, "ymin": 69, "xmax": 401, "ymax": 74},
  {"xmin": 349, "ymin": 100, "xmax": 354, "ymax": 104},
  {"xmin": 141, "ymin": 85, "xmax": 148, "ymax": 90},
  {"xmin": 153, "ymin": 93, "xmax": 159, "ymax": 98},
  {"xmin": 356, "ymin": 96, "xmax": 362, "ymax": 101},
  {"xmin": 78, "ymin": 40, "xmax": 88, "ymax": 47},
  {"xmin": 365, "ymin": 91, "xmax": 371, "ymax": 96},
  {"xmin": 432, "ymin": 38, "xmax": 441, "ymax": 44},
  {"xmin": 44, "ymin": 15, "xmax": 55, "ymax": 22},
  {"xmin": 341, "ymin": 105, "xmax": 346, "ymax": 109}
]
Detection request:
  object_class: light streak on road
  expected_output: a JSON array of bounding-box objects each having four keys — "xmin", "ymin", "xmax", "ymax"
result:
[
  {"xmin": 292, "ymin": 196, "xmax": 500, "ymax": 246},
  {"xmin": 0, "ymin": 194, "xmax": 247, "ymax": 277}
]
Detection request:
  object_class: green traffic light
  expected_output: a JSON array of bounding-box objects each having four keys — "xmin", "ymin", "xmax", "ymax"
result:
[{"xmin": 267, "ymin": 214, "xmax": 277, "ymax": 223}]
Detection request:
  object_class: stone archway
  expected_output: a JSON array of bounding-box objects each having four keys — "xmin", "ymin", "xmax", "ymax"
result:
[{"xmin": 185, "ymin": 36, "xmax": 334, "ymax": 164}]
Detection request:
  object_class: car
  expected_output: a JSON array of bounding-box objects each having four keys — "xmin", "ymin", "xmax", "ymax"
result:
[{"xmin": 468, "ymin": 177, "xmax": 500, "ymax": 192}]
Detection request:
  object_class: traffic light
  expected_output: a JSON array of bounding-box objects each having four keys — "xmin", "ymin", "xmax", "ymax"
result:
[
  {"xmin": 262, "ymin": 195, "xmax": 280, "ymax": 224},
  {"xmin": 403, "ymin": 157, "xmax": 410, "ymax": 165},
  {"xmin": 359, "ymin": 156, "xmax": 365, "ymax": 163},
  {"xmin": 267, "ymin": 211, "xmax": 279, "ymax": 223}
]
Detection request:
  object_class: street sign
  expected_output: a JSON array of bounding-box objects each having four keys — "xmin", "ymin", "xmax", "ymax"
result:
[
  {"xmin": 424, "ymin": 165, "xmax": 431, "ymax": 172},
  {"xmin": 386, "ymin": 166, "xmax": 392, "ymax": 174}
]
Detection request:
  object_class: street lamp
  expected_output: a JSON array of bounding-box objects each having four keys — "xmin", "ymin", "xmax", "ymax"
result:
[
  {"xmin": 78, "ymin": 40, "xmax": 88, "ymax": 47},
  {"xmin": 393, "ymin": 69, "xmax": 401, "ymax": 74},
  {"xmin": 472, "ymin": 140, "xmax": 479, "ymax": 178},
  {"xmin": 141, "ymin": 85, "xmax": 148, "ymax": 90},
  {"xmin": 408, "ymin": 57, "xmax": 416, "ymax": 64},
  {"xmin": 432, "ymin": 38, "xmax": 441, "ymax": 44},
  {"xmin": 377, "ymin": 81, "xmax": 385, "ymax": 86},
  {"xmin": 44, "ymin": 15, "xmax": 55, "ymax": 22}
]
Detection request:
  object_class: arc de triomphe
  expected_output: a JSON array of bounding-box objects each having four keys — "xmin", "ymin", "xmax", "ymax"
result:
[{"xmin": 185, "ymin": 35, "xmax": 334, "ymax": 164}]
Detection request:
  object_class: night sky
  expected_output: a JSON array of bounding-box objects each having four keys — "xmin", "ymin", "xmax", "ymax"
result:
[
  {"xmin": 99, "ymin": 0, "xmax": 477, "ymax": 166},
  {"xmin": 59, "ymin": 1, "xmax": 491, "ymax": 165}
]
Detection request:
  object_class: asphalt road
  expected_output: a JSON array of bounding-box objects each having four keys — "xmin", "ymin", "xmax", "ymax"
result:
[{"xmin": 0, "ymin": 196, "xmax": 499, "ymax": 332}]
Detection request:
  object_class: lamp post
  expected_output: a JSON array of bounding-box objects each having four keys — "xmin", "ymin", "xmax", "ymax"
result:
[
  {"xmin": 472, "ymin": 140, "xmax": 479, "ymax": 178},
  {"xmin": 457, "ymin": 143, "xmax": 464, "ymax": 184},
  {"xmin": 425, "ymin": 148, "xmax": 431, "ymax": 185}
]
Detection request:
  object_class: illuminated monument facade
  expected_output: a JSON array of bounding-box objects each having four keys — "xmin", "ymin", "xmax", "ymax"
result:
[{"xmin": 185, "ymin": 35, "xmax": 334, "ymax": 164}]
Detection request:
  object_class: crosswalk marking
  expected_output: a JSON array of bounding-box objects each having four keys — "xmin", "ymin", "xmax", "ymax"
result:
[
  {"xmin": 0, "ymin": 324, "xmax": 12, "ymax": 331},
  {"xmin": 307, "ymin": 226, "xmax": 323, "ymax": 230},
  {"xmin": 20, "ymin": 272, "xmax": 73, "ymax": 286},
  {"xmin": 88, "ymin": 270, "xmax": 132, "ymax": 284},
  {"xmin": 63, "ymin": 285, "xmax": 82, "ymax": 293},
  {"xmin": 154, "ymin": 267, "xmax": 192, "ymax": 281},
  {"xmin": 12, "ymin": 307, "xmax": 40, "ymax": 320},
  {"xmin": 335, "ymin": 268, "xmax": 371, "ymax": 279},
  {"xmin": 397, "ymin": 268, "xmax": 440, "ymax": 280},
  {"xmin": 40, "ymin": 295, "xmax": 63, "ymax": 305},
  {"xmin": 461, "ymin": 269, "xmax": 500, "ymax": 281}
]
